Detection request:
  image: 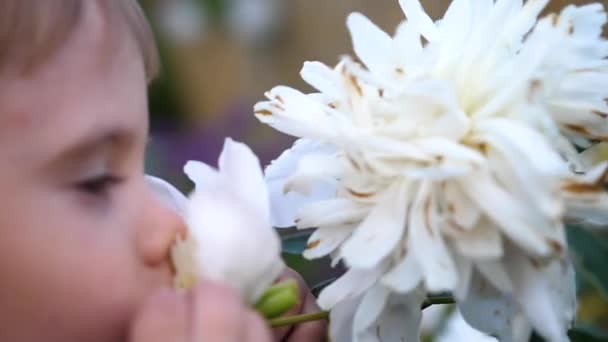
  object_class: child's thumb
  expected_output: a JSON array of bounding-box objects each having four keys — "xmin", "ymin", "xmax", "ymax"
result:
[{"xmin": 129, "ymin": 289, "xmax": 188, "ymax": 342}]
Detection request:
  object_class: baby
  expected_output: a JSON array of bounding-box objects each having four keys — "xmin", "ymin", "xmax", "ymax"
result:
[{"xmin": 0, "ymin": 1, "xmax": 325, "ymax": 341}]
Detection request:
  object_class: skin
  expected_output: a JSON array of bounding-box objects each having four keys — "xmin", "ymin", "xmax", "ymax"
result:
[{"xmin": 0, "ymin": 2, "xmax": 326, "ymax": 341}]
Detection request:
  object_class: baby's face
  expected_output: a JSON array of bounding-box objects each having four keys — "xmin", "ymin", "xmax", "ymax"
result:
[{"xmin": 0, "ymin": 3, "xmax": 183, "ymax": 341}]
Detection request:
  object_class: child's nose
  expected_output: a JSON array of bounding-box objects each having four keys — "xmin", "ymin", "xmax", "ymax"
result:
[{"xmin": 136, "ymin": 194, "xmax": 188, "ymax": 268}]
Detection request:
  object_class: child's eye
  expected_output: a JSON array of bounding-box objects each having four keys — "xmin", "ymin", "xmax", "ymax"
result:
[{"xmin": 76, "ymin": 175, "xmax": 122, "ymax": 196}]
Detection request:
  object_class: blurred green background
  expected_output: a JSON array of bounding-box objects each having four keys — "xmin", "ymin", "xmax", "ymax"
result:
[{"xmin": 140, "ymin": 0, "xmax": 608, "ymax": 340}]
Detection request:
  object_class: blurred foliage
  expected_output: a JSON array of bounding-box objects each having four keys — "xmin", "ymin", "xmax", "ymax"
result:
[
  {"xmin": 279, "ymin": 228, "xmax": 344, "ymax": 295},
  {"xmin": 568, "ymin": 228, "xmax": 608, "ymax": 340},
  {"xmin": 568, "ymin": 228, "xmax": 608, "ymax": 300},
  {"xmin": 279, "ymin": 227, "xmax": 313, "ymax": 256}
]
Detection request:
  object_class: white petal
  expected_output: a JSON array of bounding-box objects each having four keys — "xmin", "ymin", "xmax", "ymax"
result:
[
  {"xmin": 500, "ymin": 0, "xmax": 549, "ymax": 53},
  {"xmin": 218, "ymin": 138, "xmax": 270, "ymax": 221},
  {"xmin": 459, "ymin": 272, "xmax": 530, "ymax": 342},
  {"xmin": 300, "ymin": 61, "xmax": 342, "ymax": 98},
  {"xmin": 303, "ymin": 224, "xmax": 355, "ymax": 260},
  {"xmin": 451, "ymin": 220, "xmax": 503, "ymax": 260},
  {"xmin": 409, "ymin": 181, "xmax": 458, "ymax": 291},
  {"xmin": 284, "ymin": 153, "xmax": 342, "ymax": 195},
  {"xmin": 347, "ymin": 13, "xmax": 394, "ymax": 77},
  {"xmin": 265, "ymin": 139, "xmax": 337, "ymax": 227},
  {"xmin": 363, "ymin": 135, "xmax": 431, "ymax": 162},
  {"xmin": 477, "ymin": 118, "xmax": 566, "ymax": 175},
  {"xmin": 368, "ymin": 290, "xmax": 424, "ymax": 342},
  {"xmin": 186, "ymin": 190, "xmax": 282, "ymax": 304},
  {"xmin": 437, "ymin": 311, "xmax": 498, "ymax": 342},
  {"xmin": 353, "ymin": 285, "xmax": 390, "ymax": 334},
  {"xmin": 329, "ymin": 296, "xmax": 361, "ymax": 342},
  {"xmin": 403, "ymin": 162, "xmax": 475, "ymax": 181},
  {"xmin": 504, "ymin": 251, "xmax": 575, "ymax": 342},
  {"xmin": 452, "ymin": 253, "xmax": 473, "ymax": 300},
  {"xmin": 474, "ymin": 17, "xmax": 557, "ymax": 119},
  {"xmin": 393, "ymin": 20, "xmax": 423, "ymax": 60},
  {"xmin": 297, "ymin": 199, "xmax": 368, "ymax": 229},
  {"xmin": 381, "ymin": 252, "xmax": 423, "ymax": 293},
  {"xmin": 475, "ymin": 260, "xmax": 514, "ymax": 293},
  {"xmin": 434, "ymin": 0, "xmax": 473, "ymax": 71},
  {"xmin": 443, "ymin": 181, "xmax": 481, "ymax": 229},
  {"xmin": 437, "ymin": 0, "xmax": 472, "ymax": 44},
  {"xmin": 184, "ymin": 160, "xmax": 222, "ymax": 190},
  {"xmin": 399, "ymin": 0, "xmax": 437, "ymax": 41},
  {"xmin": 254, "ymin": 86, "xmax": 336, "ymax": 140},
  {"xmin": 266, "ymin": 139, "xmax": 334, "ymax": 181},
  {"xmin": 428, "ymin": 109, "xmax": 471, "ymax": 142},
  {"xmin": 268, "ymin": 186, "xmax": 337, "ymax": 228},
  {"xmin": 317, "ymin": 266, "xmax": 386, "ymax": 310},
  {"xmin": 145, "ymin": 175, "xmax": 188, "ymax": 216},
  {"xmin": 400, "ymin": 138, "xmax": 485, "ymax": 181},
  {"xmin": 341, "ymin": 181, "xmax": 411, "ymax": 268},
  {"xmin": 565, "ymin": 195, "xmax": 608, "ymax": 228},
  {"xmin": 415, "ymin": 137, "xmax": 485, "ymax": 164},
  {"xmin": 460, "ymin": 171, "xmax": 552, "ymax": 256},
  {"xmin": 563, "ymin": 4, "xmax": 607, "ymax": 38}
]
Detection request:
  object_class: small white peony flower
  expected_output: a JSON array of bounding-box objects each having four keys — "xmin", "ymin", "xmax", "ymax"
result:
[
  {"xmin": 257, "ymin": 0, "xmax": 608, "ymax": 341},
  {"xmin": 149, "ymin": 138, "xmax": 284, "ymax": 304}
]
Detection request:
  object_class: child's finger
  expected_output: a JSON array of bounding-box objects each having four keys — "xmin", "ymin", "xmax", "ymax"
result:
[
  {"xmin": 243, "ymin": 309, "xmax": 273, "ymax": 342},
  {"xmin": 272, "ymin": 268, "xmax": 329, "ymax": 341},
  {"xmin": 189, "ymin": 281, "xmax": 247, "ymax": 342},
  {"xmin": 272, "ymin": 269, "xmax": 306, "ymax": 340},
  {"xmin": 129, "ymin": 288, "xmax": 188, "ymax": 342},
  {"xmin": 284, "ymin": 292, "xmax": 328, "ymax": 342}
]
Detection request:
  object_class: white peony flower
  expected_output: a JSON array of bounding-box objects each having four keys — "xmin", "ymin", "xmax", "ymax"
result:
[
  {"xmin": 256, "ymin": 0, "xmax": 608, "ymax": 340},
  {"xmin": 265, "ymin": 139, "xmax": 337, "ymax": 228},
  {"xmin": 150, "ymin": 138, "xmax": 284, "ymax": 304}
]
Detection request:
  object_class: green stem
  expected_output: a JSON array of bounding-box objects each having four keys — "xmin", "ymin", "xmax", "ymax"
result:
[
  {"xmin": 268, "ymin": 294, "xmax": 455, "ymax": 327},
  {"xmin": 269, "ymin": 311, "xmax": 330, "ymax": 327}
]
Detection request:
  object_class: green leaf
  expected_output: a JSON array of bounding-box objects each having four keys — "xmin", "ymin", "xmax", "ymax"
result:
[
  {"xmin": 567, "ymin": 228, "xmax": 608, "ymax": 299},
  {"xmin": 278, "ymin": 227, "xmax": 314, "ymax": 255},
  {"xmin": 569, "ymin": 325, "xmax": 608, "ymax": 342},
  {"xmin": 528, "ymin": 327, "xmax": 608, "ymax": 342}
]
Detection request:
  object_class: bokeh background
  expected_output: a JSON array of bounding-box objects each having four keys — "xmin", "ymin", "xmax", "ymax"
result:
[
  {"xmin": 140, "ymin": 0, "xmax": 608, "ymax": 340},
  {"xmin": 141, "ymin": 0, "xmax": 607, "ymax": 183}
]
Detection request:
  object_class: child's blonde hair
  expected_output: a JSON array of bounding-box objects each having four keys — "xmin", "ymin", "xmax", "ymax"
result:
[{"xmin": 0, "ymin": 0, "xmax": 159, "ymax": 81}]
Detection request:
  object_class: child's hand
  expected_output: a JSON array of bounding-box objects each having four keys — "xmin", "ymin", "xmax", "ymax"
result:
[
  {"xmin": 273, "ymin": 269, "xmax": 329, "ymax": 342},
  {"xmin": 130, "ymin": 281, "xmax": 273, "ymax": 342}
]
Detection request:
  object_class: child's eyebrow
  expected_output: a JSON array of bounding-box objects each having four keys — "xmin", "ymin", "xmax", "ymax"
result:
[{"xmin": 48, "ymin": 127, "xmax": 136, "ymax": 165}]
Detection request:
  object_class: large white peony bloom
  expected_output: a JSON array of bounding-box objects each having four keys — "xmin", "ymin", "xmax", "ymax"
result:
[
  {"xmin": 149, "ymin": 138, "xmax": 284, "ymax": 304},
  {"xmin": 256, "ymin": 0, "xmax": 608, "ymax": 341}
]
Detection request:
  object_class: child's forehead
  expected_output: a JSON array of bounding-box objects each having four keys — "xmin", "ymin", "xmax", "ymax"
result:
[
  {"xmin": 0, "ymin": 3, "xmax": 148, "ymax": 165},
  {"xmin": 0, "ymin": 3, "xmax": 138, "ymax": 114}
]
